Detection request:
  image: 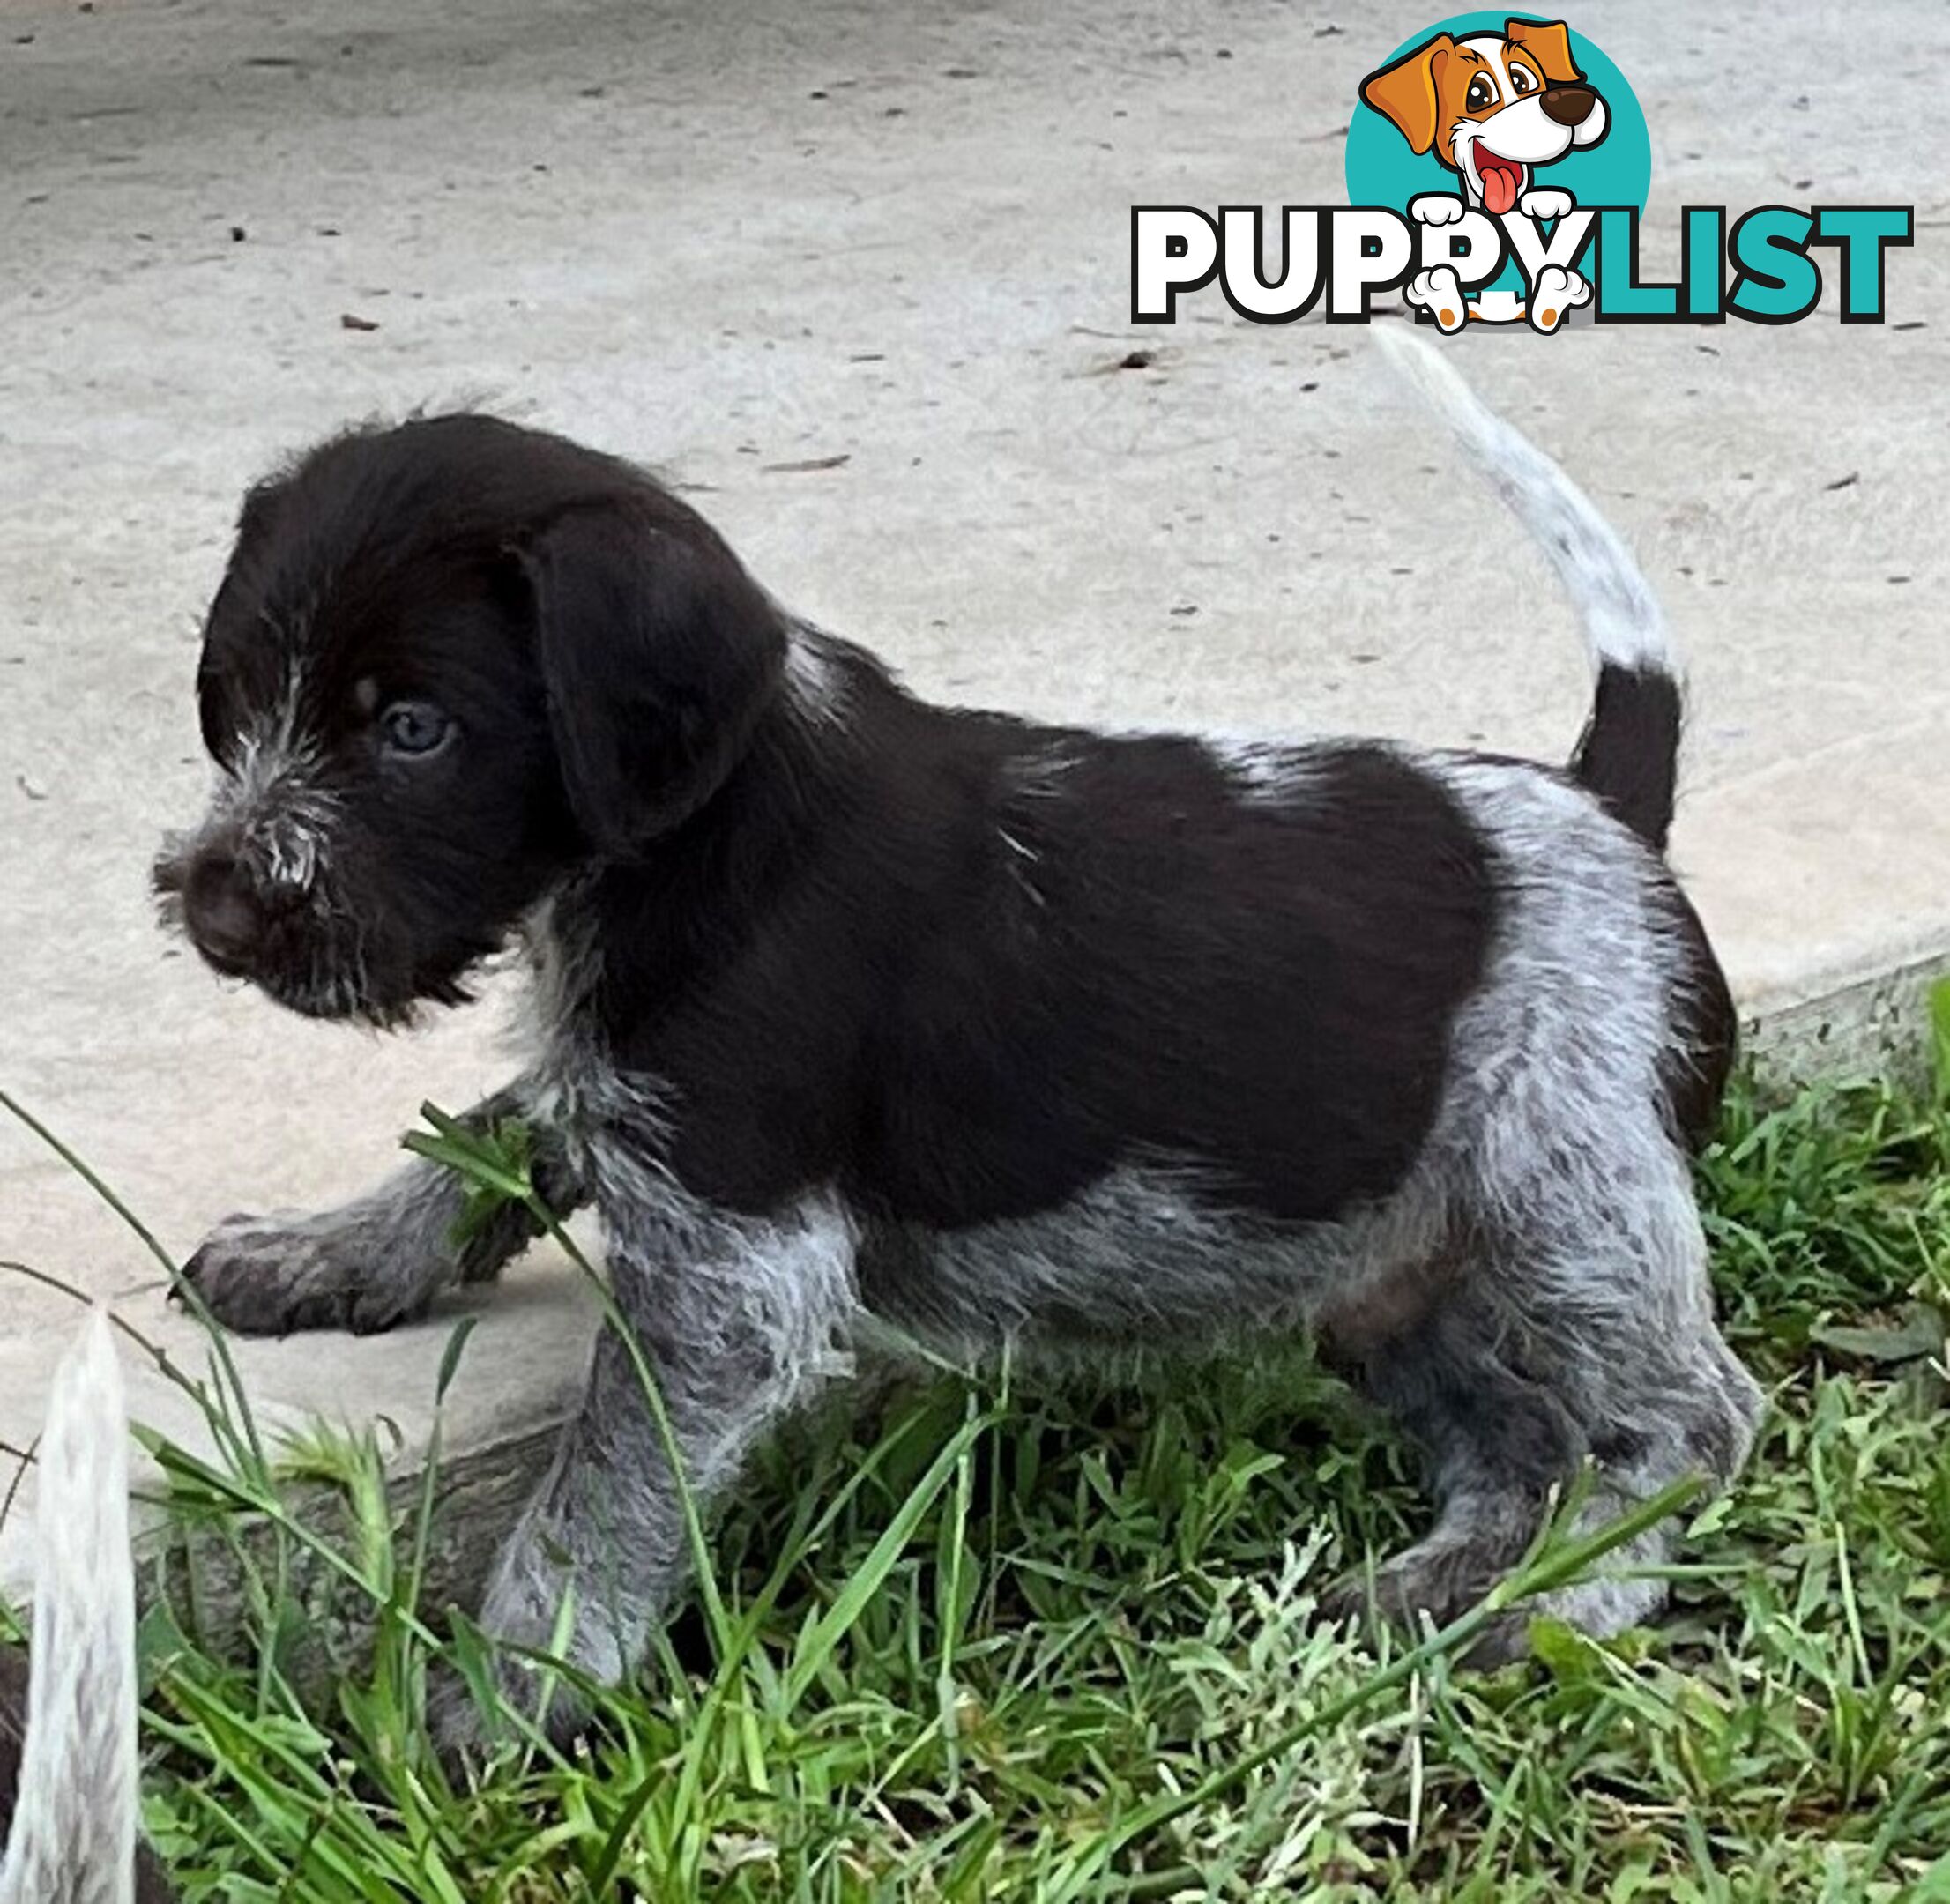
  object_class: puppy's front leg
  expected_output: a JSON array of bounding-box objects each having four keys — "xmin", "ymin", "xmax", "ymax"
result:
[
  {"xmin": 440, "ymin": 1192, "xmax": 857, "ymax": 1748},
  {"xmin": 182, "ymin": 1082, "xmax": 583, "ymax": 1336}
]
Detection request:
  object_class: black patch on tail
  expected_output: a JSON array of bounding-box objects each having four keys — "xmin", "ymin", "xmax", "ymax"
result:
[{"xmin": 1571, "ymin": 663, "xmax": 1680, "ymax": 851}]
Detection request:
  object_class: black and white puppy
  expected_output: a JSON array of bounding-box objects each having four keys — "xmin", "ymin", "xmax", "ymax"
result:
[
  {"xmin": 154, "ymin": 330, "xmax": 1761, "ymax": 1744},
  {"xmin": 1, "ymin": 1312, "xmax": 176, "ymax": 1904}
]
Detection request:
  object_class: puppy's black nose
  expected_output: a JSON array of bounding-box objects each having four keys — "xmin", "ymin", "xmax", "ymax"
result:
[
  {"xmin": 1540, "ymin": 85, "xmax": 1596, "ymax": 127},
  {"xmin": 182, "ymin": 854, "xmax": 264, "ymax": 976}
]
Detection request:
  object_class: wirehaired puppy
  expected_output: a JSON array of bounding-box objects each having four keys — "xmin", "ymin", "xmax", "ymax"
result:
[
  {"xmin": 153, "ymin": 330, "xmax": 1762, "ymax": 1747},
  {"xmin": 0, "ymin": 1312, "xmax": 175, "ymax": 1904}
]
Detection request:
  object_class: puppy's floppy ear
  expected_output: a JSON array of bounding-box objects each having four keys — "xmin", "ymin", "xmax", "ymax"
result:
[
  {"xmin": 1505, "ymin": 18, "xmax": 1583, "ymax": 85},
  {"xmin": 1359, "ymin": 33, "xmax": 1454, "ymax": 155},
  {"xmin": 194, "ymin": 477, "xmax": 293, "ymax": 764},
  {"xmin": 524, "ymin": 502, "xmax": 787, "ymax": 852}
]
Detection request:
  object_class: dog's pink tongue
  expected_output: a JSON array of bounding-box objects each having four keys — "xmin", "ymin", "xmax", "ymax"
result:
[{"xmin": 1482, "ymin": 162, "xmax": 1518, "ymax": 216}]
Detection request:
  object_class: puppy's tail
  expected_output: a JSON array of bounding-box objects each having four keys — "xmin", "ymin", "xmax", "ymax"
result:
[
  {"xmin": 0, "ymin": 1310, "xmax": 141, "ymax": 1904},
  {"xmin": 1373, "ymin": 323, "xmax": 1681, "ymax": 851}
]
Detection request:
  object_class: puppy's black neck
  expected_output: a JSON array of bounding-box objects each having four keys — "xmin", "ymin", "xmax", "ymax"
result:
[{"xmin": 540, "ymin": 635, "xmax": 889, "ymax": 1056}]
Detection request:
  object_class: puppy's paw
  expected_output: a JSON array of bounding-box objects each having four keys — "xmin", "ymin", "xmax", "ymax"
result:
[
  {"xmin": 1405, "ymin": 266, "xmax": 1469, "ymax": 333},
  {"xmin": 426, "ymin": 1649, "xmax": 592, "ymax": 1775},
  {"xmin": 1517, "ymin": 187, "xmax": 1574, "ymax": 221},
  {"xmin": 1321, "ymin": 1531, "xmax": 1520, "ymax": 1648},
  {"xmin": 180, "ymin": 1209, "xmax": 435, "ymax": 1336},
  {"xmin": 425, "ymin": 1661, "xmax": 506, "ymax": 1777},
  {"xmin": 1526, "ymin": 264, "xmax": 1591, "ymax": 334},
  {"xmin": 1409, "ymin": 193, "xmax": 1467, "ymax": 227}
]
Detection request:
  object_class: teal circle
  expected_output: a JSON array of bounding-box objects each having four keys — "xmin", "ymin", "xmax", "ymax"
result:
[{"xmin": 1343, "ymin": 14, "xmax": 1651, "ymax": 295}]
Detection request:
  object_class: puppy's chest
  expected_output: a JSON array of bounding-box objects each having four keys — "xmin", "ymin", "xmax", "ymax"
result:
[
  {"xmin": 518, "ymin": 1000, "xmax": 663, "ymax": 1165},
  {"xmin": 516, "ymin": 896, "xmax": 840, "ymax": 1204},
  {"xmin": 511, "ymin": 927, "xmax": 664, "ymax": 1179}
]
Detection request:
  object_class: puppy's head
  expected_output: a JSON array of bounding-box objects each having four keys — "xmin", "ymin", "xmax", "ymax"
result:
[{"xmin": 153, "ymin": 415, "xmax": 787, "ymax": 1023}]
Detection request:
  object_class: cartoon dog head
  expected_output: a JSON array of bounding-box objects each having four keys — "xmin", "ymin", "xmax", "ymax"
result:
[{"xmin": 1360, "ymin": 18, "xmax": 1608, "ymax": 216}]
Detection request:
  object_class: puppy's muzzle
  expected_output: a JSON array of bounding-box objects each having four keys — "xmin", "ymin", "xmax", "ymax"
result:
[
  {"xmin": 1540, "ymin": 85, "xmax": 1597, "ymax": 128},
  {"xmin": 153, "ymin": 839, "xmax": 276, "ymax": 978},
  {"xmin": 182, "ymin": 852, "xmax": 269, "ymax": 975}
]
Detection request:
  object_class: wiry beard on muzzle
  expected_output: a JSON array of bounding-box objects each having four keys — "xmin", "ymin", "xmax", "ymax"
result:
[
  {"xmin": 158, "ymin": 688, "xmax": 528, "ymax": 1026},
  {"xmin": 153, "ymin": 825, "xmax": 368, "ymax": 1021},
  {"xmin": 157, "ymin": 733, "xmax": 383, "ymax": 1020},
  {"xmin": 150, "ymin": 829, "xmax": 191, "ymax": 937},
  {"xmin": 153, "ymin": 813, "xmax": 500, "ymax": 1029}
]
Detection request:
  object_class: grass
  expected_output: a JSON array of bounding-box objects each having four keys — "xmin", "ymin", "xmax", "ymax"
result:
[{"xmin": 5, "ymin": 1023, "xmax": 1950, "ymax": 1901}]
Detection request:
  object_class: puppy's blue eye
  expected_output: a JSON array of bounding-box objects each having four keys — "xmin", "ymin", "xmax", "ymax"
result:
[{"xmin": 380, "ymin": 700, "xmax": 452, "ymax": 758}]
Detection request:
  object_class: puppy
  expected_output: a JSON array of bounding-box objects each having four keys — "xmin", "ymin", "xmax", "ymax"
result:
[
  {"xmin": 154, "ymin": 330, "xmax": 1761, "ymax": 1744},
  {"xmin": 1, "ymin": 1312, "xmax": 175, "ymax": 1904},
  {"xmin": 1363, "ymin": 17, "xmax": 1606, "ymax": 333}
]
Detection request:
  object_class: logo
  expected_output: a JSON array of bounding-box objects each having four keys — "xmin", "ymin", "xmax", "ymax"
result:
[{"xmin": 1131, "ymin": 13, "xmax": 1912, "ymax": 332}]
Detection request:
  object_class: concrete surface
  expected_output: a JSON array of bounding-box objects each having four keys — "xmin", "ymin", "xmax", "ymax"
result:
[{"xmin": 3, "ymin": 0, "xmax": 1946, "ymax": 1596}]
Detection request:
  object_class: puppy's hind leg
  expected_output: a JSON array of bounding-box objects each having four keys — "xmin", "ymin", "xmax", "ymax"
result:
[
  {"xmin": 182, "ymin": 1079, "xmax": 584, "ymax": 1335},
  {"xmin": 1321, "ymin": 1287, "xmax": 1586, "ymax": 1641},
  {"xmin": 1500, "ymin": 1190, "xmax": 1760, "ymax": 1650},
  {"xmin": 433, "ymin": 1190, "xmax": 859, "ymax": 1752},
  {"xmin": 1328, "ymin": 1184, "xmax": 1761, "ymax": 1657}
]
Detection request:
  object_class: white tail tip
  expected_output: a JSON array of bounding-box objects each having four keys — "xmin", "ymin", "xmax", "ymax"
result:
[{"xmin": 1373, "ymin": 321, "xmax": 1674, "ymax": 678}]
